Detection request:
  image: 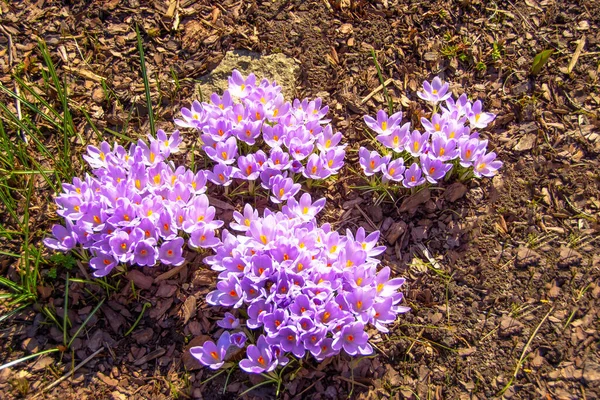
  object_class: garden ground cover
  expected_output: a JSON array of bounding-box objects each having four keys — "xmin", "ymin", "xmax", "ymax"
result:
[{"xmin": 0, "ymin": 0, "xmax": 599, "ymax": 399}]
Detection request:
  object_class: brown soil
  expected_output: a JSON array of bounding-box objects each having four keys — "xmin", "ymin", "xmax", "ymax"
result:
[{"xmin": 1, "ymin": 0, "xmax": 599, "ymax": 399}]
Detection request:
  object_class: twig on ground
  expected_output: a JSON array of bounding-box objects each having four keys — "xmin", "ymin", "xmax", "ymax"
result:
[
  {"xmin": 0, "ymin": 24, "xmax": 26, "ymax": 143},
  {"xmin": 498, "ymin": 306, "xmax": 555, "ymax": 396},
  {"xmin": 353, "ymin": 204, "xmax": 378, "ymax": 231},
  {"xmin": 361, "ymin": 78, "xmax": 394, "ymax": 104},
  {"xmin": 567, "ymin": 35, "xmax": 586, "ymax": 74},
  {"xmin": 32, "ymin": 347, "xmax": 104, "ymax": 398}
]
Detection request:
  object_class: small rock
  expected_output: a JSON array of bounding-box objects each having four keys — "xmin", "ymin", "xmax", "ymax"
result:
[
  {"xmin": 498, "ymin": 316, "xmax": 524, "ymax": 337},
  {"xmin": 384, "ymin": 365, "xmax": 402, "ymax": 386},
  {"xmin": 21, "ymin": 338, "xmax": 40, "ymax": 353},
  {"xmin": 458, "ymin": 347, "xmax": 477, "ymax": 357},
  {"xmin": 366, "ymin": 205, "xmax": 383, "ymax": 223},
  {"xmin": 91, "ymin": 87, "xmax": 105, "ymax": 104},
  {"xmin": 110, "ymin": 391, "xmax": 127, "ymax": 400},
  {"xmin": 132, "ymin": 327, "xmax": 154, "ymax": 345},
  {"xmin": 156, "ymin": 282, "xmax": 177, "ymax": 298},
  {"xmin": 514, "ymin": 133, "xmax": 537, "ymax": 151},
  {"xmin": 385, "ymin": 221, "xmax": 407, "ymax": 244},
  {"xmin": 558, "ymin": 247, "xmax": 582, "ymax": 268},
  {"xmin": 126, "ymin": 270, "xmax": 154, "ymax": 290},
  {"xmin": 444, "ymin": 182, "xmax": 467, "ymax": 202},
  {"xmin": 399, "ymin": 188, "xmax": 430, "ymax": 213},
  {"xmin": 88, "ymin": 329, "xmax": 105, "ymax": 351},
  {"xmin": 515, "ymin": 247, "xmax": 542, "ymax": 268},
  {"xmin": 97, "ymin": 372, "xmax": 119, "ymax": 387},
  {"xmin": 582, "ymin": 361, "xmax": 600, "ymax": 383},
  {"xmin": 342, "ymin": 198, "xmax": 363, "ymax": 209},
  {"xmin": 31, "ymin": 355, "xmax": 54, "ymax": 371},
  {"xmin": 531, "ymin": 355, "xmax": 545, "ymax": 368},
  {"xmin": 381, "ymin": 216, "xmax": 394, "ymax": 232}
]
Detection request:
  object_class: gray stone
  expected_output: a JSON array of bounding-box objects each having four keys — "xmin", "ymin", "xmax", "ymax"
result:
[{"xmin": 196, "ymin": 50, "xmax": 300, "ymax": 99}]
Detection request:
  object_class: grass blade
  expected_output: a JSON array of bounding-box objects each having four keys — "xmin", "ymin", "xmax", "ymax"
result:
[
  {"xmin": 0, "ymin": 348, "xmax": 60, "ymax": 371},
  {"xmin": 135, "ymin": 23, "xmax": 155, "ymax": 136},
  {"xmin": 370, "ymin": 48, "xmax": 394, "ymax": 115}
]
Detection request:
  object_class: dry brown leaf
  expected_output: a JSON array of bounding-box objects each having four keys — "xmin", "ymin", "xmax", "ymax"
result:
[{"xmin": 179, "ymin": 295, "xmax": 196, "ymax": 325}]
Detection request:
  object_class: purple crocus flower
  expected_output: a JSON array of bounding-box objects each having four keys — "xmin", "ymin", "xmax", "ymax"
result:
[
  {"xmin": 313, "ymin": 337, "xmax": 336, "ymax": 361},
  {"xmin": 217, "ymin": 312, "xmax": 240, "ymax": 329},
  {"xmin": 190, "ymin": 332, "xmax": 231, "ymax": 370},
  {"xmin": 289, "ymin": 294, "xmax": 315, "ymax": 318},
  {"xmin": 377, "ymin": 122, "xmax": 411, "ymax": 152},
  {"xmin": 107, "ymin": 197, "xmax": 137, "ymax": 226},
  {"xmin": 208, "ymin": 274, "xmax": 243, "ymax": 308},
  {"xmin": 204, "ymin": 136, "xmax": 237, "ymax": 165},
  {"xmin": 133, "ymin": 239, "xmax": 158, "ymax": 266},
  {"xmin": 358, "ymin": 147, "xmax": 391, "ymax": 176},
  {"xmin": 302, "ymin": 154, "xmax": 329, "ymax": 179},
  {"xmin": 420, "ymin": 154, "xmax": 452, "ymax": 183},
  {"xmin": 263, "ymin": 309, "xmax": 289, "ymax": 335},
  {"xmin": 239, "ymin": 335, "xmax": 277, "ymax": 374},
  {"xmin": 283, "ymin": 193, "xmax": 326, "ymax": 221},
  {"xmin": 364, "ymin": 109, "xmax": 404, "ymax": 135},
  {"xmin": 174, "ymin": 100, "xmax": 205, "ymax": 128},
  {"xmin": 108, "ymin": 230, "xmax": 137, "ymax": 263},
  {"xmin": 235, "ymin": 154, "xmax": 261, "ymax": 180},
  {"xmin": 459, "ymin": 138, "xmax": 488, "ymax": 167},
  {"xmin": 371, "ymin": 297, "xmax": 397, "ymax": 333},
  {"xmin": 301, "ymin": 326, "xmax": 327, "ymax": 356},
  {"xmin": 262, "ymin": 124, "xmax": 285, "ymax": 148},
  {"xmin": 421, "ymin": 113, "xmax": 447, "ymax": 135},
  {"xmin": 89, "ymin": 252, "xmax": 118, "ymax": 278},
  {"xmin": 346, "ymin": 227, "xmax": 386, "ymax": 258},
  {"xmin": 316, "ymin": 125, "xmax": 343, "ymax": 152},
  {"xmin": 405, "ymin": 130, "xmax": 430, "ymax": 157},
  {"xmin": 210, "ymin": 90, "xmax": 234, "ymax": 111},
  {"xmin": 417, "ymin": 76, "xmax": 452, "ymax": 103},
  {"xmin": 374, "ymin": 266, "xmax": 407, "ymax": 298},
  {"xmin": 207, "ymin": 163, "xmax": 236, "ymax": 186},
  {"xmin": 270, "ymin": 176, "xmax": 301, "ymax": 204},
  {"xmin": 230, "ymin": 204, "xmax": 259, "ymax": 232},
  {"xmin": 472, "ymin": 151, "xmax": 502, "ymax": 178},
  {"xmin": 267, "ymin": 147, "xmax": 292, "ymax": 171},
  {"xmin": 430, "ymin": 135, "xmax": 458, "ymax": 161},
  {"xmin": 44, "ymin": 222, "xmax": 78, "ymax": 251},
  {"xmin": 381, "ymin": 158, "xmax": 405, "ymax": 182},
  {"xmin": 189, "ymin": 225, "xmax": 220, "ymax": 249},
  {"xmin": 230, "ymin": 332, "xmax": 247, "ymax": 348},
  {"xmin": 276, "ymin": 326, "xmax": 305, "ymax": 358},
  {"xmin": 288, "ymin": 137, "xmax": 315, "ymax": 161},
  {"xmin": 344, "ymin": 287, "xmax": 376, "ymax": 323},
  {"xmin": 82, "ymin": 141, "xmax": 112, "ymax": 169},
  {"xmin": 247, "ymin": 299, "xmax": 272, "ymax": 329},
  {"xmin": 158, "ymin": 238, "xmax": 185, "ymax": 266},
  {"xmin": 331, "ymin": 321, "xmax": 373, "ymax": 356},
  {"xmin": 466, "ymin": 100, "xmax": 496, "ymax": 129},
  {"xmin": 402, "ymin": 162, "xmax": 426, "ymax": 188},
  {"xmin": 235, "ymin": 120, "xmax": 262, "ymax": 145},
  {"xmin": 321, "ymin": 147, "xmax": 345, "ymax": 173},
  {"xmin": 228, "ymin": 69, "xmax": 256, "ymax": 98},
  {"xmin": 441, "ymin": 93, "xmax": 470, "ymax": 116}
]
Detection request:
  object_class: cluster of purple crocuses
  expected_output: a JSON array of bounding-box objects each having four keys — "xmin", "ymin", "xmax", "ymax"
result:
[
  {"xmin": 175, "ymin": 70, "xmax": 345, "ymax": 199},
  {"xmin": 359, "ymin": 77, "xmax": 502, "ymax": 187},
  {"xmin": 44, "ymin": 130, "xmax": 223, "ymax": 277},
  {"xmin": 190, "ymin": 194, "xmax": 410, "ymax": 373}
]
